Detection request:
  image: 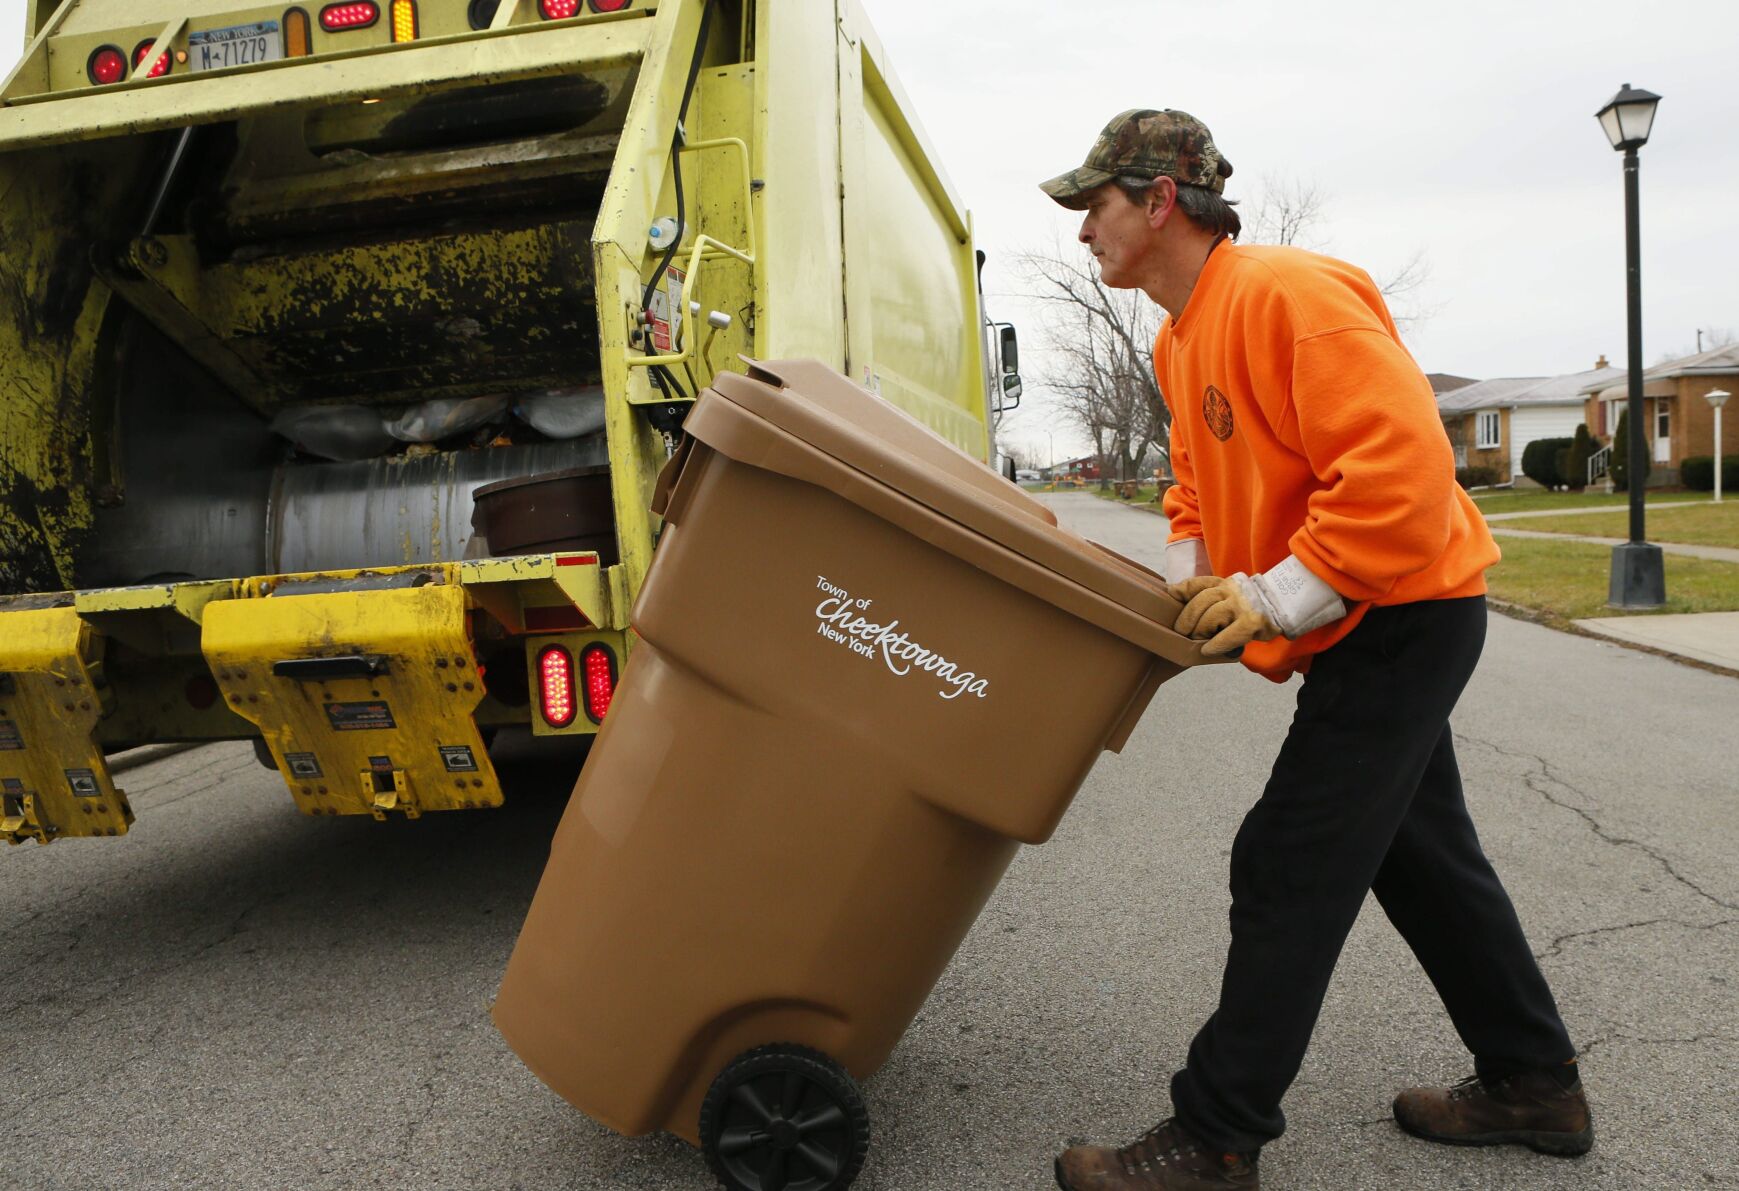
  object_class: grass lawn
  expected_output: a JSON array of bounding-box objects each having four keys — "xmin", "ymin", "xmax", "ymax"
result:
[
  {"xmin": 1496, "ymin": 502, "xmax": 1738, "ymax": 550},
  {"xmin": 1465, "ymin": 489, "xmax": 1690, "ymax": 516},
  {"xmin": 1486, "ymin": 536, "xmax": 1739, "ymax": 624},
  {"xmin": 1089, "ymin": 484, "xmax": 1163, "ymax": 505}
]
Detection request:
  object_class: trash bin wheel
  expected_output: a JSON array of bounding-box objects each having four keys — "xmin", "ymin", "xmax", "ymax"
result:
[{"xmin": 699, "ymin": 1043, "xmax": 870, "ymax": 1191}]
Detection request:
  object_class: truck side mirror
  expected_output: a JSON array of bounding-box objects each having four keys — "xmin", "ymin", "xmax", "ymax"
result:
[
  {"xmin": 998, "ymin": 325, "xmax": 1019, "ymax": 375},
  {"xmin": 1000, "ymin": 374, "xmax": 1023, "ymax": 408}
]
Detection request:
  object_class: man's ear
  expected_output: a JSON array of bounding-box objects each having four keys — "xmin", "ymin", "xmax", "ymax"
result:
[{"xmin": 1146, "ymin": 177, "xmax": 1178, "ymax": 229}]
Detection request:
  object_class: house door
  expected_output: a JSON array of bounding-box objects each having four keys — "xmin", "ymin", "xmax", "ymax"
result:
[{"xmin": 1654, "ymin": 402, "xmax": 1671, "ymax": 464}]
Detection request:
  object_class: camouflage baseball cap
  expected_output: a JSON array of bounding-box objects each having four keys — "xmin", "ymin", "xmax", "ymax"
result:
[{"xmin": 1040, "ymin": 109, "xmax": 1233, "ymax": 209}]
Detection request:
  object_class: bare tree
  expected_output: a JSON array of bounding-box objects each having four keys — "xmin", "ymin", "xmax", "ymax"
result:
[
  {"xmin": 997, "ymin": 438, "xmax": 1038, "ymax": 471},
  {"xmin": 1243, "ymin": 172, "xmax": 1329, "ymax": 248},
  {"xmin": 1240, "ymin": 173, "xmax": 1438, "ymax": 332},
  {"xmin": 1655, "ymin": 325, "xmax": 1736, "ymax": 364},
  {"xmin": 1016, "ymin": 241, "xmax": 1168, "ymax": 487}
]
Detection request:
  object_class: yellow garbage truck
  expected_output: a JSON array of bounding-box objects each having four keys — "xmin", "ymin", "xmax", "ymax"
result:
[{"xmin": 0, "ymin": 0, "xmax": 1021, "ymax": 844}]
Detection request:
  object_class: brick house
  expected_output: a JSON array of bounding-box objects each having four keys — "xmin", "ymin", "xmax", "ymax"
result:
[
  {"xmin": 1435, "ymin": 361, "xmax": 1620, "ymax": 485},
  {"xmin": 1579, "ymin": 344, "xmax": 1739, "ymax": 484}
]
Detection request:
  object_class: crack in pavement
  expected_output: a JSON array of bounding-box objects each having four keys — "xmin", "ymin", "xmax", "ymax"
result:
[
  {"xmin": 1455, "ymin": 733, "xmax": 1737, "ymax": 912},
  {"xmin": 132, "ymin": 755, "xmax": 261, "ymax": 815},
  {"xmin": 0, "ymin": 886, "xmax": 288, "ymax": 1026},
  {"xmin": 1535, "ymin": 916, "xmax": 1738, "ymax": 961}
]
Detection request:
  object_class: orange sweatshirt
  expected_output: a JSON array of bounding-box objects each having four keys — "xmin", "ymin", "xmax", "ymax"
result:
[{"xmin": 1157, "ymin": 242, "xmax": 1499, "ymax": 681}]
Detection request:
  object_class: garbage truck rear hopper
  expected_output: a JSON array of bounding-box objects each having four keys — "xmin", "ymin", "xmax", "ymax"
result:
[{"xmin": 0, "ymin": 0, "xmax": 1023, "ymax": 844}]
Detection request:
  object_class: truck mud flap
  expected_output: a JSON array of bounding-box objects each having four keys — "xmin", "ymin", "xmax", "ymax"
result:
[
  {"xmin": 201, "ymin": 577, "xmax": 502, "ymax": 820},
  {"xmin": 0, "ymin": 607, "xmax": 134, "ymax": 844}
]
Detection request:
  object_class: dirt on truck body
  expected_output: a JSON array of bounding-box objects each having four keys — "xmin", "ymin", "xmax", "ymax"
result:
[{"xmin": 0, "ymin": 0, "xmax": 1020, "ymax": 845}]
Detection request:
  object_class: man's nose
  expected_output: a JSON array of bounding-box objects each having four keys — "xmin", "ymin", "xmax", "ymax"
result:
[{"xmin": 1077, "ymin": 220, "xmax": 1093, "ymax": 244}]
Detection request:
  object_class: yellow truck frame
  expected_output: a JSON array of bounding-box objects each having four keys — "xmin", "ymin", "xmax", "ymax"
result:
[{"xmin": 0, "ymin": 0, "xmax": 1019, "ymax": 843}]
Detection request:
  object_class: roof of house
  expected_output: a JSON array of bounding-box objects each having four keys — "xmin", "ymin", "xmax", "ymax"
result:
[
  {"xmin": 1435, "ymin": 376, "xmax": 1545, "ymax": 413},
  {"xmin": 1427, "ymin": 373, "xmax": 1480, "ymax": 395},
  {"xmin": 1579, "ymin": 343, "xmax": 1739, "ymax": 396},
  {"xmin": 1438, "ymin": 365, "xmax": 1624, "ymax": 414}
]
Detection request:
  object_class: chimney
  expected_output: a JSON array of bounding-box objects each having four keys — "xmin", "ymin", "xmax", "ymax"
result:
[{"xmin": 1595, "ymin": 354, "xmax": 1609, "ymax": 369}]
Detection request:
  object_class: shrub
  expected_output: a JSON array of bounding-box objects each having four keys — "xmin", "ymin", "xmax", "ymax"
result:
[
  {"xmin": 1456, "ymin": 466, "xmax": 1499, "ymax": 489},
  {"xmin": 1562, "ymin": 424, "xmax": 1594, "ymax": 491},
  {"xmin": 1612, "ymin": 409, "xmax": 1651, "ymax": 492},
  {"xmin": 1679, "ymin": 454, "xmax": 1739, "ymax": 491},
  {"xmin": 1521, "ymin": 437, "xmax": 1574, "ymax": 488}
]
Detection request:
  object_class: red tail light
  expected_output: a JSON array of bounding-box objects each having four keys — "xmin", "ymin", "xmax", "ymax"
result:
[
  {"xmin": 538, "ymin": 646, "xmax": 577, "ymax": 728},
  {"xmin": 132, "ymin": 41, "xmax": 172, "ymax": 78},
  {"xmin": 539, "ymin": 0, "xmax": 579, "ymax": 18},
  {"xmin": 591, "ymin": 0, "xmax": 632, "ymax": 10},
  {"xmin": 87, "ymin": 46, "xmax": 127, "ymax": 85},
  {"xmin": 580, "ymin": 643, "xmax": 616, "ymax": 723},
  {"xmin": 320, "ymin": 2, "xmax": 380, "ymax": 30}
]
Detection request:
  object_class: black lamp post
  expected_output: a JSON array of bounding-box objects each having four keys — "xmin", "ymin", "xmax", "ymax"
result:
[{"xmin": 1596, "ymin": 83, "xmax": 1665, "ymax": 608}]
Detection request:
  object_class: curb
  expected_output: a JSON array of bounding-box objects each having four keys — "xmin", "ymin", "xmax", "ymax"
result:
[{"xmin": 1486, "ymin": 598, "xmax": 1739, "ymax": 681}]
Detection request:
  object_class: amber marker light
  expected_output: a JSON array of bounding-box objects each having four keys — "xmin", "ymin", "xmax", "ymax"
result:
[
  {"xmin": 284, "ymin": 8, "xmax": 312, "ymax": 56},
  {"xmin": 390, "ymin": 0, "xmax": 418, "ymax": 41}
]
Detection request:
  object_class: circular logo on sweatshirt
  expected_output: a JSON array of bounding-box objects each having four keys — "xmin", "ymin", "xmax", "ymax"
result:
[{"xmin": 1203, "ymin": 385, "xmax": 1235, "ymax": 441}]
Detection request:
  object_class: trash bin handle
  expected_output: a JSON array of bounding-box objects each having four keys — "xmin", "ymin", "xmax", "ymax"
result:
[{"xmin": 651, "ymin": 434, "xmax": 697, "ymax": 519}]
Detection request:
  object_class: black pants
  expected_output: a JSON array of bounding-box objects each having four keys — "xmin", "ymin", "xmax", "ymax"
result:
[{"xmin": 1170, "ymin": 596, "xmax": 1575, "ymax": 1153}]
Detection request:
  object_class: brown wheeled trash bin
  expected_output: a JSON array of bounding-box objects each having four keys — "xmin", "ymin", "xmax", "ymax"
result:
[{"xmin": 493, "ymin": 359, "xmax": 1212, "ymax": 1191}]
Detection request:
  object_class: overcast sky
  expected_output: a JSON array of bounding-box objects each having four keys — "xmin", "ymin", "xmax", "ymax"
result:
[{"xmin": 5, "ymin": 0, "xmax": 1735, "ymax": 458}]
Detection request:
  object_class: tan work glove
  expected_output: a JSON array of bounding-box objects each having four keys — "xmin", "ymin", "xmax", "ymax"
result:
[
  {"xmin": 1170, "ymin": 557, "xmax": 1349, "ymax": 656},
  {"xmin": 1170, "ymin": 574, "xmax": 1282, "ymax": 656}
]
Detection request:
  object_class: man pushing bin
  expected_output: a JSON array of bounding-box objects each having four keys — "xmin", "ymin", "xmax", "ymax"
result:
[{"xmin": 1041, "ymin": 109, "xmax": 1590, "ymax": 1190}]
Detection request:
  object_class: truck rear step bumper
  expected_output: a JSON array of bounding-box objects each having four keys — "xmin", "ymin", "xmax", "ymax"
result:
[{"xmin": 1, "ymin": 553, "xmax": 616, "ymax": 844}]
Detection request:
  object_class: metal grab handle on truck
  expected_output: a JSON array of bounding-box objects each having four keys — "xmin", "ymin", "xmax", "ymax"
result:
[{"xmin": 627, "ymin": 137, "xmax": 756, "ymax": 374}]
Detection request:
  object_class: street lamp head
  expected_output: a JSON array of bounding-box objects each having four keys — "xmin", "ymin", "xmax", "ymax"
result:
[
  {"xmin": 1596, "ymin": 83, "xmax": 1661, "ymax": 151},
  {"xmin": 1705, "ymin": 388, "xmax": 1731, "ymax": 410}
]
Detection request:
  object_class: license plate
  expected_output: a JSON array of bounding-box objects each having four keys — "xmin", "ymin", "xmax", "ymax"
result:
[{"xmin": 188, "ymin": 21, "xmax": 284, "ymax": 72}]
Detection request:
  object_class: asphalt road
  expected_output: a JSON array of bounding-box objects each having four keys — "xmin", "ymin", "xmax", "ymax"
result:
[{"xmin": 3, "ymin": 491, "xmax": 1734, "ymax": 1190}]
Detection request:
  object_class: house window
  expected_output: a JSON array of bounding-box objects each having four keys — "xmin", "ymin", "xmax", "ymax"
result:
[{"xmin": 1476, "ymin": 411, "xmax": 1501, "ymax": 449}]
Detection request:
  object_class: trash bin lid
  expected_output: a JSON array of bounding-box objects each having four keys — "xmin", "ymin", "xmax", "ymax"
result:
[{"xmin": 688, "ymin": 359, "xmax": 1203, "ymax": 666}]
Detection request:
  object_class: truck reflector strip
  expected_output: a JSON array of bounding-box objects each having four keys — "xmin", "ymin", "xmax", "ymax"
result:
[
  {"xmin": 87, "ymin": 46, "xmax": 127, "ymax": 85},
  {"xmin": 539, "ymin": 0, "xmax": 579, "ymax": 19},
  {"xmin": 580, "ymin": 644, "xmax": 616, "ymax": 723},
  {"xmin": 538, "ymin": 646, "xmax": 577, "ymax": 728},
  {"xmin": 591, "ymin": 0, "xmax": 632, "ymax": 11},
  {"xmin": 132, "ymin": 41, "xmax": 173, "ymax": 78},
  {"xmin": 320, "ymin": 2, "xmax": 380, "ymax": 30},
  {"xmin": 284, "ymin": 7, "xmax": 313, "ymax": 56},
  {"xmin": 390, "ymin": 0, "xmax": 418, "ymax": 41}
]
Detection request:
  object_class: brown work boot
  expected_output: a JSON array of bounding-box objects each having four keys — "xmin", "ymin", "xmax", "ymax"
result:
[
  {"xmin": 1393, "ymin": 1068, "xmax": 1594, "ymax": 1156},
  {"xmin": 1055, "ymin": 1117, "xmax": 1259, "ymax": 1189}
]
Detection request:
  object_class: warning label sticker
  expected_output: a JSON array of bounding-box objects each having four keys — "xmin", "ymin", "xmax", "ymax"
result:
[
  {"xmin": 65, "ymin": 768, "xmax": 99, "ymax": 797},
  {"xmin": 367, "ymin": 754, "xmax": 395, "ymax": 773},
  {"xmin": 284, "ymin": 751, "xmax": 322, "ymax": 779},
  {"xmin": 648, "ymin": 265, "xmax": 686, "ymax": 353},
  {"xmin": 2, "ymin": 777, "xmax": 24, "ymax": 793},
  {"xmin": 438, "ymin": 744, "xmax": 478, "ymax": 773},
  {"xmin": 325, "ymin": 701, "xmax": 396, "ymax": 732},
  {"xmin": 0, "ymin": 719, "xmax": 23, "ymax": 751}
]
